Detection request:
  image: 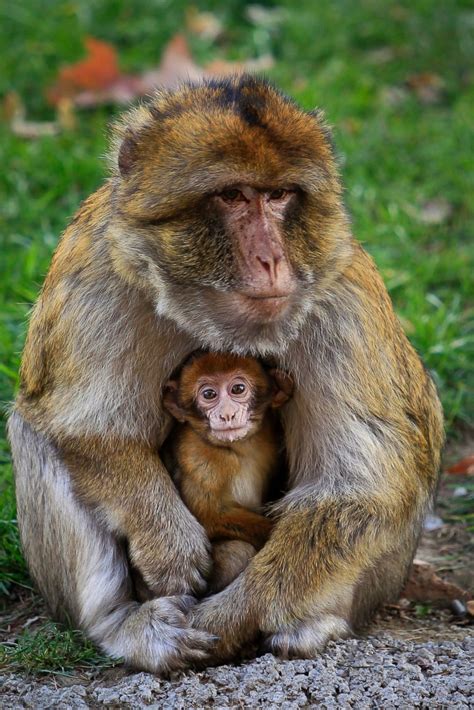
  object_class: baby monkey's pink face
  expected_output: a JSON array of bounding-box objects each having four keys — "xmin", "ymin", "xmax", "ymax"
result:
[
  {"xmin": 163, "ymin": 353, "xmax": 294, "ymax": 446},
  {"xmin": 195, "ymin": 370, "xmax": 255, "ymax": 443}
]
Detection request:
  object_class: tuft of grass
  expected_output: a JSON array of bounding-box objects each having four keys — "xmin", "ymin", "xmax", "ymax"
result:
[
  {"xmin": 0, "ymin": 520, "xmax": 29, "ymax": 598},
  {"xmin": 414, "ymin": 603, "xmax": 433, "ymax": 618},
  {"xmin": 0, "ymin": 620, "xmax": 120, "ymax": 675}
]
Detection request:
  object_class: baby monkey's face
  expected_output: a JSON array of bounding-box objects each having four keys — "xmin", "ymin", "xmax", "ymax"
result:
[
  {"xmin": 163, "ymin": 353, "xmax": 294, "ymax": 446},
  {"xmin": 194, "ymin": 369, "xmax": 260, "ymax": 443}
]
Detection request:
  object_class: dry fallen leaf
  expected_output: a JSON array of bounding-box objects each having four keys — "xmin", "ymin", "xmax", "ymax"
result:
[
  {"xmin": 186, "ymin": 7, "xmax": 223, "ymax": 40},
  {"xmin": 406, "ymin": 72, "xmax": 446, "ymax": 105},
  {"xmin": 151, "ymin": 33, "xmax": 204, "ymax": 86},
  {"xmin": 402, "ymin": 558, "xmax": 470, "ymax": 604},
  {"xmin": 48, "ymin": 37, "xmax": 120, "ymax": 104},
  {"xmin": 418, "ymin": 198, "xmax": 453, "ymax": 225},
  {"xmin": 4, "ymin": 91, "xmax": 60, "ymax": 139},
  {"xmin": 46, "ymin": 34, "xmax": 273, "ymax": 109},
  {"xmin": 446, "ymin": 454, "xmax": 474, "ymax": 475},
  {"xmin": 379, "ymin": 85, "xmax": 409, "ymax": 108},
  {"xmin": 206, "ymin": 53, "xmax": 274, "ymax": 76},
  {"xmin": 22, "ymin": 615, "xmax": 41, "ymax": 629}
]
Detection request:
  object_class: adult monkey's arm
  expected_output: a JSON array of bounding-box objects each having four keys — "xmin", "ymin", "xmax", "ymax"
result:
[
  {"xmin": 60, "ymin": 437, "xmax": 211, "ymax": 597},
  {"xmin": 10, "ymin": 184, "xmax": 214, "ymax": 671}
]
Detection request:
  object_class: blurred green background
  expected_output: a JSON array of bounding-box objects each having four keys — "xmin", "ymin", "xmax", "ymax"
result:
[{"xmin": 0, "ymin": 0, "xmax": 473, "ymax": 669}]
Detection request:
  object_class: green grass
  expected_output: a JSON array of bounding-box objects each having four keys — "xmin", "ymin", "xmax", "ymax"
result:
[
  {"xmin": 1, "ymin": 0, "xmax": 473, "ymax": 674},
  {"xmin": 0, "ymin": 620, "xmax": 119, "ymax": 675}
]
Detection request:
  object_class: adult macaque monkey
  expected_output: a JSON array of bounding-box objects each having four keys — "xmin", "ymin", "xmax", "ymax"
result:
[
  {"xmin": 163, "ymin": 351, "xmax": 293, "ymax": 592},
  {"xmin": 8, "ymin": 76, "xmax": 443, "ymax": 671}
]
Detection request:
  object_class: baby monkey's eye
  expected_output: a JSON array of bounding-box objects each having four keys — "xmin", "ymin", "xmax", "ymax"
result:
[
  {"xmin": 202, "ymin": 389, "xmax": 217, "ymax": 400},
  {"xmin": 231, "ymin": 383, "xmax": 246, "ymax": 395}
]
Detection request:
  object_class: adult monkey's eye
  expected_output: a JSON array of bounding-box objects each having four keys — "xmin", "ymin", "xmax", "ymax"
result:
[
  {"xmin": 269, "ymin": 189, "xmax": 287, "ymax": 200},
  {"xmin": 202, "ymin": 389, "xmax": 217, "ymax": 400},
  {"xmin": 221, "ymin": 188, "xmax": 241, "ymax": 202},
  {"xmin": 231, "ymin": 383, "xmax": 246, "ymax": 395}
]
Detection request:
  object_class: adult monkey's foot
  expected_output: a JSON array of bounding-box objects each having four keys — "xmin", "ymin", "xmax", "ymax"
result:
[
  {"xmin": 94, "ymin": 595, "xmax": 216, "ymax": 673},
  {"xmin": 264, "ymin": 614, "xmax": 352, "ymax": 659}
]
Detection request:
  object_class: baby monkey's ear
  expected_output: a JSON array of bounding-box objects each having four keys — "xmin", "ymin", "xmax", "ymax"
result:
[
  {"xmin": 268, "ymin": 369, "xmax": 294, "ymax": 408},
  {"xmin": 163, "ymin": 380, "xmax": 187, "ymax": 422}
]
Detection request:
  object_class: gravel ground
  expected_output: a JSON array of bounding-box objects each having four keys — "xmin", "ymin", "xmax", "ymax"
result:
[{"xmin": 1, "ymin": 631, "xmax": 473, "ymax": 709}]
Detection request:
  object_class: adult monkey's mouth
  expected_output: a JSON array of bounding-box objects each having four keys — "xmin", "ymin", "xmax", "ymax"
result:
[
  {"xmin": 244, "ymin": 293, "xmax": 293, "ymax": 301},
  {"xmin": 235, "ymin": 290, "xmax": 294, "ymax": 319}
]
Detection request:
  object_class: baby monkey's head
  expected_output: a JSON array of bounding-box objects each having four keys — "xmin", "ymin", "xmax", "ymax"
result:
[{"xmin": 163, "ymin": 352, "xmax": 293, "ymax": 444}]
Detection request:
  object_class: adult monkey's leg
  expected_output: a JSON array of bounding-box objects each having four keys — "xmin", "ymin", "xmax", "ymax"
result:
[{"xmin": 9, "ymin": 412, "xmax": 213, "ymax": 672}]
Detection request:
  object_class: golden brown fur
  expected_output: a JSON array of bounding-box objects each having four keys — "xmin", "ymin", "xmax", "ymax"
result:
[
  {"xmin": 8, "ymin": 76, "xmax": 444, "ymax": 671},
  {"xmin": 171, "ymin": 419, "xmax": 276, "ymax": 590},
  {"xmin": 163, "ymin": 352, "xmax": 290, "ymax": 591}
]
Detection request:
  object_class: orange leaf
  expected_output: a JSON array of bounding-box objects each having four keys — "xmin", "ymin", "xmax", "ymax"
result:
[
  {"xmin": 446, "ymin": 454, "xmax": 474, "ymax": 475},
  {"xmin": 48, "ymin": 38, "xmax": 120, "ymax": 104},
  {"xmin": 46, "ymin": 33, "xmax": 274, "ymax": 109}
]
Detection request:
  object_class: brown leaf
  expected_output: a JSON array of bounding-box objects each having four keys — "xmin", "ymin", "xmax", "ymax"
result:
[
  {"xmin": 186, "ymin": 7, "xmax": 223, "ymax": 40},
  {"xmin": 205, "ymin": 54, "xmax": 274, "ymax": 76},
  {"xmin": 402, "ymin": 559, "xmax": 470, "ymax": 604},
  {"xmin": 11, "ymin": 119, "xmax": 59, "ymax": 139},
  {"xmin": 46, "ymin": 34, "xmax": 274, "ymax": 109},
  {"xmin": 47, "ymin": 34, "xmax": 203, "ymax": 109},
  {"xmin": 152, "ymin": 34, "xmax": 204, "ymax": 86},
  {"xmin": 406, "ymin": 72, "xmax": 445, "ymax": 105},
  {"xmin": 4, "ymin": 92, "xmax": 60, "ymax": 139},
  {"xmin": 446, "ymin": 454, "xmax": 474, "ymax": 475}
]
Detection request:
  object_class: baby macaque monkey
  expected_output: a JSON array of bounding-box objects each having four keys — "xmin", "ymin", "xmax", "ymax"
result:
[{"xmin": 163, "ymin": 352, "xmax": 293, "ymax": 592}]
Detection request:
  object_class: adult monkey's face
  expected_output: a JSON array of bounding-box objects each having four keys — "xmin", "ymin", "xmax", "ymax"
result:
[{"xmin": 110, "ymin": 76, "xmax": 353, "ymax": 352}]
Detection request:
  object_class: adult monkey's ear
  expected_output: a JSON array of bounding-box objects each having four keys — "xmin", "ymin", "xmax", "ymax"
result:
[
  {"xmin": 118, "ymin": 130, "xmax": 139, "ymax": 176},
  {"xmin": 162, "ymin": 380, "xmax": 187, "ymax": 422},
  {"xmin": 268, "ymin": 369, "xmax": 294, "ymax": 408},
  {"xmin": 308, "ymin": 107, "xmax": 334, "ymax": 146}
]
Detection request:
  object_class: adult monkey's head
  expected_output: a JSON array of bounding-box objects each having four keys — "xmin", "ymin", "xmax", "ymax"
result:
[{"xmin": 109, "ymin": 75, "xmax": 353, "ymax": 354}]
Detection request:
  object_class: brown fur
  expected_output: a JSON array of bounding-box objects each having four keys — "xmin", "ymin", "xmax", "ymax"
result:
[
  {"xmin": 8, "ymin": 76, "xmax": 444, "ymax": 671},
  {"xmin": 171, "ymin": 419, "xmax": 276, "ymax": 591},
  {"xmin": 163, "ymin": 353, "xmax": 290, "ymax": 591}
]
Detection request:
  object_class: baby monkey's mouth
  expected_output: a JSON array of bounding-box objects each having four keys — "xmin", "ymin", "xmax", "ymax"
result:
[{"xmin": 210, "ymin": 426, "xmax": 251, "ymax": 443}]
